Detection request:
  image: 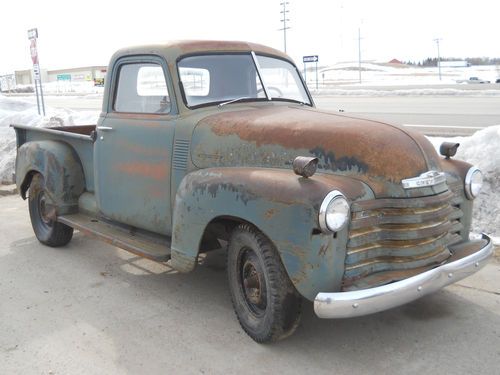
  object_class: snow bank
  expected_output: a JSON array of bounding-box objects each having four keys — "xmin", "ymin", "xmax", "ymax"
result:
[
  {"xmin": 427, "ymin": 126, "xmax": 500, "ymax": 238},
  {"xmin": 0, "ymin": 95, "xmax": 99, "ymax": 183}
]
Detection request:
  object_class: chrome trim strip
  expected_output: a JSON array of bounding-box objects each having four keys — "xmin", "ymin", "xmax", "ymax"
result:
[
  {"xmin": 314, "ymin": 233, "xmax": 493, "ymax": 318},
  {"xmin": 401, "ymin": 170, "xmax": 446, "ymax": 189}
]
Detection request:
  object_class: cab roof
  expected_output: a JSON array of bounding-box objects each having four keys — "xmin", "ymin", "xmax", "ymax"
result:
[{"xmin": 110, "ymin": 40, "xmax": 291, "ymax": 64}]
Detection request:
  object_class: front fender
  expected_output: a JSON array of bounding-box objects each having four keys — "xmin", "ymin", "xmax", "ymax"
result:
[
  {"xmin": 171, "ymin": 167, "xmax": 373, "ymax": 300},
  {"xmin": 16, "ymin": 140, "xmax": 85, "ymax": 214}
]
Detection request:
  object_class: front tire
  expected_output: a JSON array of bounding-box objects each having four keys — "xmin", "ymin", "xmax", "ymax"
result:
[
  {"xmin": 227, "ymin": 224, "xmax": 302, "ymax": 342},
  {"xmin": 28, "ymin": 173, "xmax": 73, "ymax": 247}
]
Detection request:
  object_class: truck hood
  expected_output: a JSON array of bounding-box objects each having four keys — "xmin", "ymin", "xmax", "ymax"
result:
[{"xmin": 190, "ymin": 105, "xmax": 442, "ymax": 198}]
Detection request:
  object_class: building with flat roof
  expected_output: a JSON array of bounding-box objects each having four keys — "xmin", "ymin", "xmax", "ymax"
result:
[{"xmin": 14, "ymin": 65, "xmax": 107, "ymax": 86}]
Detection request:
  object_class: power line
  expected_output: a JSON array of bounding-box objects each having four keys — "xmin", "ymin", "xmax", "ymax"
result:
[{"xmin": 279, "ymin": 1, "xmax": 290, "ymax": 53}]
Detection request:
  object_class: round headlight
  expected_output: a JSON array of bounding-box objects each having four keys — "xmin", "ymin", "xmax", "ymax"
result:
[
  {"xmin": 465, "ymin": 166, "xmax": 483, "ymax": 200},
  {"xmin": 319, "ymin": 191, "xmax": 350, "ymax": 233}
]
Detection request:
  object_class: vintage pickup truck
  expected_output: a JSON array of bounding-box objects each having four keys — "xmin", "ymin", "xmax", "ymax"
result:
[{"xmin": 13, "ymin": 41, "xmax": 492, "ymax": 342}]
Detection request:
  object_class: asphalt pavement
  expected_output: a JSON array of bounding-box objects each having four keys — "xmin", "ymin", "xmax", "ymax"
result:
[
  {"xmin": 1, "ymin": 195, "xmax": 499, "ymax": 374},
  {"xmin": 313, "ymin": 96, "xmax": 500, "ymax": 136}
]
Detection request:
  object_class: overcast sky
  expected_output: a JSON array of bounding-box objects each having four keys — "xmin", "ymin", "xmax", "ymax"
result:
[{"xmin": 1, "ymin": 0, "xmax": 499, "ymax": 74}]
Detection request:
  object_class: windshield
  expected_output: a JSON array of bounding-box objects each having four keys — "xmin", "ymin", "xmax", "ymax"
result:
[{"xmin": 178, "ymin": 53, "xmax": 311, "ymax": 108}]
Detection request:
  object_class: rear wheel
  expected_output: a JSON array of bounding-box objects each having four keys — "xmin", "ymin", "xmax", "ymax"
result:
[
  {"xmin": 227, "ymin": 224, "xmax": 302, "ymax": 342},
  {"xmin": 28, "ymin": 173, "xmax": 73, "ymax": 247}
]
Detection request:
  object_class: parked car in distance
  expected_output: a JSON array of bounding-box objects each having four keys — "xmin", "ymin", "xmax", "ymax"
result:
[
  {"xmin": 457, "ymin": 76, "xmax": 491, "ymax": 84},
  {"xmin": 12, "ymin": 40, "xmax": 493, "ymax": 342}
]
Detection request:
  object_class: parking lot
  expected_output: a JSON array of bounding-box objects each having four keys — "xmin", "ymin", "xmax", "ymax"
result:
[{"xmin": 1, "ymin": 194, "xmax": 499, "ymax": 374}]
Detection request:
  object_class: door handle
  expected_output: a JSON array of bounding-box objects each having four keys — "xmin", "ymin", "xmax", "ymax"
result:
[{"xmin": 97, "ymin": 126, "xmax": 113, "ymax": 131}]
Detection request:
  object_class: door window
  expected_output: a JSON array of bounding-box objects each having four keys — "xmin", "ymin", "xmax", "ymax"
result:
[{"xmin": 114, "ymin": 63, "xmax": 171, "ymax": 114}]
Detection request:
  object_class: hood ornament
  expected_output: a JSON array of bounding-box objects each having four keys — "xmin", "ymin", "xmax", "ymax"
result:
[{"xmin": 402, "ymin": 170, "xmax": 446, "ymax": 189}]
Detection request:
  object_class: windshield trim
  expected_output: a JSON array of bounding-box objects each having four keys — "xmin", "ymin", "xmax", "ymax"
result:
[{"xmin": 251, "ymin": 51, "xmax": 271, "ymax": 101}]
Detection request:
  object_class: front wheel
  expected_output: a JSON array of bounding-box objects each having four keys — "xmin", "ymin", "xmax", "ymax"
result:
[
  {"xmin": 227, "ymin": 224, "xmax": 302, "ymax": 342},
  {"xmin": 28, "ymin": 173, "xmax": 73, "ymax": 247}
]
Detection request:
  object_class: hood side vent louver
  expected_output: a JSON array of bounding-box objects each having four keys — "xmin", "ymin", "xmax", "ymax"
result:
[{"xmin": 173, "ymin": 139, "xmax": 190, "ymax": 171}]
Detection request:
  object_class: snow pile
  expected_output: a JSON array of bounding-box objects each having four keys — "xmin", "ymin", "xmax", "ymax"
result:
[
  {"xmin": 0, "ymin": 95, "xmax": 99, "ymax": 183},
  {"xmin": 428, "ymin": 126, "xmax": 500, "ymax": 238}
]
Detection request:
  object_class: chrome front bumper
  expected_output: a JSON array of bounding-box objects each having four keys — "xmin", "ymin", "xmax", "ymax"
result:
[{"xmin": 314, "ymin": 233, "xmax": 493, "ymax": 318}]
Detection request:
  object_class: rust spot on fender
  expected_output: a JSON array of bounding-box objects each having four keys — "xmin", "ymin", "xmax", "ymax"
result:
[{"xmin": 265, "ymin": 208, "xmax": 277, "ymax": 219}]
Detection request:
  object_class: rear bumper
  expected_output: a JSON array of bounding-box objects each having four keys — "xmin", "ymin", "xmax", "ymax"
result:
[{"xmin": 314, "ymin": 233, "xmax": 493, "ymax": 318}]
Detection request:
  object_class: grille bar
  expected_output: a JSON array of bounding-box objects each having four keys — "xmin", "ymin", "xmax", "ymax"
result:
[{"xmin": 343, "ymin": 190, "xmax": 463, "ymax": 291}]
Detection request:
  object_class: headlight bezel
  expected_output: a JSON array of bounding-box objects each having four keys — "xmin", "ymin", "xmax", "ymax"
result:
[
  {"xmin": 464, "ymin": 166, "xmax": 483, "ymax": 200},
  {"xmin": 319, "ymin": 190, "xmax": 351, "ymax": 233}
]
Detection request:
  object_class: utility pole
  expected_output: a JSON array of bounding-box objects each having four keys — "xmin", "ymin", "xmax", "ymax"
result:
[
  {"xmin": 358, "ymin": 28, "xmax": 362, "ymax": 83},
  {"xmin": 434, "ymin": 38, "xmax": 442, "ymax": 80},
  {"xmin": 279, "ymin": 1, "xmax": 290, "ymax": 53}
]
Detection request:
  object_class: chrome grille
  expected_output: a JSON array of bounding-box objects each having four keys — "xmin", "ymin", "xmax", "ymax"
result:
[{"xmin": 343, "ymin": 190, "xmax": 463, "ymax": 291}]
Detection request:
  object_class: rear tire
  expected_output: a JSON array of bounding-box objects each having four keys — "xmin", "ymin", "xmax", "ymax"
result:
[
  {"xmin": 227, "ymin": 224, "xmax": 302, "ymax": 343},
  {"xmin": 28, "ymin": 173, "xmax": 73, "ymax": 247}
]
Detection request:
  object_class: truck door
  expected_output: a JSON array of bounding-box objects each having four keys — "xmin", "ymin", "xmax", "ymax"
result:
[{"xmin": 94, "ymin": 56, "xmax": 176, "ymax": 235}]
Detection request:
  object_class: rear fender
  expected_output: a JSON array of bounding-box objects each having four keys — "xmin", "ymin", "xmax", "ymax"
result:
[
  {"xmin": 16, "ymin": 140, "xmax": 85, "ymax": 214},
  {"xmin": 171, "ymin": 167, "xmax": 373, "ymax": 300}
]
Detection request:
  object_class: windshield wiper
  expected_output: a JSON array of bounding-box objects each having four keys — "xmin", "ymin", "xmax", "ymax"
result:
[
  {"xmin": 270, "ymin": 97, "xmax": 309, "ymax": 106},
  {"xmin": 218, "ymin": 97, "xmax": 255, "ymax": 108}
]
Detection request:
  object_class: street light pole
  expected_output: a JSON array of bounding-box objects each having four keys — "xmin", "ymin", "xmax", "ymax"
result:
[
  {"xmin": 279, "ymin": 1, "xmax": 290, "ymax": 53},
  {"xmin": 434, "ymin": 38, "xmax": 442, "ymax": 81}
]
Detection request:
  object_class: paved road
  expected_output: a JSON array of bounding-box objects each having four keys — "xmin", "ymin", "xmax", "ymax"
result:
[
  {"xmin": 314, "ymin": 96, "xmax": 500, "ymax": 136},
  {"xmin": 1, "ymin": 194, "xmax": 499, "ymax": 374}
]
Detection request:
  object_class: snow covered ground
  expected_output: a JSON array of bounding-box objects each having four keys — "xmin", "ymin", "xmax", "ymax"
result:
[
  {"xmin": 0, "ymin": 94, "xmax": 498, "ymax": 239},
  {"xmin": 309, "ymin": 63, "xmax": 500, "ymax": 87}
]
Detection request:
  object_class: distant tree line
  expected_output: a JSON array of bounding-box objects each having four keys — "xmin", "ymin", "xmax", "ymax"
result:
[{"xmin": 403, "ymin": 57, "xmax": 500, "ymax": 66}]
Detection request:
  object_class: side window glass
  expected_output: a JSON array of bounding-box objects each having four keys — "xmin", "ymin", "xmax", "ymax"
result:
[{"xmin": 114, "ymin": 62, "xmax": 170, "ymax": 113}]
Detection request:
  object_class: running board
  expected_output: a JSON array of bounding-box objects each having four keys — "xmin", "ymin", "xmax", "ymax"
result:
[{"xmin": 58, "ymin": 213, "xmax": 171, "ymax": 262}]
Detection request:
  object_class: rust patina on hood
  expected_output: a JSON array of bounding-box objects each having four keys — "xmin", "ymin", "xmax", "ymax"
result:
[{"xmin": 191, "ymin": 104, "xmax": 442, "ymax": 198}]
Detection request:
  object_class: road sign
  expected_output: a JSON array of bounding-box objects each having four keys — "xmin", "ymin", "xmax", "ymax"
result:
[
  {"xmin": 27, "ymin": 28, "xmax": 38, "ymax": 40},
  {"xmin": 303, "ymin": 55, "xmax": 318, "ymax": 63},
  {"xmin": 33, "ymin": 64, "xmax": 41, "ymax": 80},
  {"xmin": 30, "ymin": 39, "xmax": 38, "ymax": 64},
  {"xmin": 27, "ymin": 27, "xmax": 45, "ymax": 116}
]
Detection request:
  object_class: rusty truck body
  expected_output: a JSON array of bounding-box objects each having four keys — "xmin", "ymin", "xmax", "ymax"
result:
[{"xmin": 13, "ymin": 41, "xmax": 492, "ymax": 342}]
